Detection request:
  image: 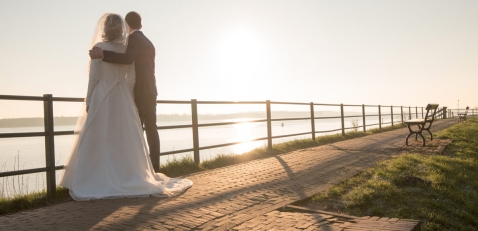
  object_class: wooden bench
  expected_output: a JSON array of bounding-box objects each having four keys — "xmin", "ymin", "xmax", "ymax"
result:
[
  {"xmin": 458, "ymin": 106, "xmax": 469, "ymax": 123},
  {"xmin": 404, "ymin": 104, "xmax": 439, "ymax": 146}
]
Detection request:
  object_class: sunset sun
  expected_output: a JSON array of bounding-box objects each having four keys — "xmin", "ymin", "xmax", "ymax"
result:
[{"xmin": 213, "ymin": 27, "xmax": 270, "ymax": 99}]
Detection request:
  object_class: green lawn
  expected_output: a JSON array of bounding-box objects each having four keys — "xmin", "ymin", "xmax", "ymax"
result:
[{"xmin": 298, "ymin": 118, "xmax": 478, "ymax": 230}]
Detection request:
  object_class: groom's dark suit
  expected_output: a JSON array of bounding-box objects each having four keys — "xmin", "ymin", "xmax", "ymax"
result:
[{"xmin": 102, "ymin": 31, "xmax": 160, "ymax": 172}]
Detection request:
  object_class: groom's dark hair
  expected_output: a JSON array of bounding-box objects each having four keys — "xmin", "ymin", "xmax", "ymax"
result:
[{"xmin": 125, "ymin": 11, "xmax": 142, "ymax": 29}]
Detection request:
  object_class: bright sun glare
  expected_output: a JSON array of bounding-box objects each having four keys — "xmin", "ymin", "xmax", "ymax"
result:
[{"xmin": 214, "ymin": 27, "xmax": 270, "ymax": 99}]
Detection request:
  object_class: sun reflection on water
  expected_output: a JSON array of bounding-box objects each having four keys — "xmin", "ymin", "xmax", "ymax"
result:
[{"xmin": 228, "ymin": 119, "xmax": 265, "ymax": 154}]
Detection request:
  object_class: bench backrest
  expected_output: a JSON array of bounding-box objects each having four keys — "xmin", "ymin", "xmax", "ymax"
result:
[{"xmin": 424, "ymin": 104, "xmax": 439, "ymax": 123}]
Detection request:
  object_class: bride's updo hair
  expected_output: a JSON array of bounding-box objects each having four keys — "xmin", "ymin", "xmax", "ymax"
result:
[{"xmin": 102, "ymin": 14, "xmax": 123, "ymax": 42}]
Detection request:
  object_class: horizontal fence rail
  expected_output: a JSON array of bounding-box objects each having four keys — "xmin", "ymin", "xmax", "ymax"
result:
[
  {"xmin": 1, "ymin": 94, "xmax": 466, "ymax": 195},
  {"xmin": 446, "ymin": 108, "xmax": 477, "ymax": 119}
]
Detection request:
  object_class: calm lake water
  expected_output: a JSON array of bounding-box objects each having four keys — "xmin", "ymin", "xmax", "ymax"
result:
[{"xmin": 0, "ymin": 116, "xmax": 388, "ymax": 196}]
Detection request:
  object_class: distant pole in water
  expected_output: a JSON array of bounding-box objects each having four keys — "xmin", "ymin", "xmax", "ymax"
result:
[{"xmin": 281, "ymin": 122, "xmax": 284, "ymax": 127}]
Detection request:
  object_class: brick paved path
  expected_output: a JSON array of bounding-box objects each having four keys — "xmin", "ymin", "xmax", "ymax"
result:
[
  {"xmin": 233, "ymin": 205, "xmax": 421, "ymax": 231},
  {"xmin": 0, "ymin": 119, "xmax": 456, "ymax": 231}
]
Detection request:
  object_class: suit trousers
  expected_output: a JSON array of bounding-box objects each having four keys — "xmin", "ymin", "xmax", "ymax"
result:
[{"xmin": 136, "ymin": 95, "xmax": 160, "ymax": 172}]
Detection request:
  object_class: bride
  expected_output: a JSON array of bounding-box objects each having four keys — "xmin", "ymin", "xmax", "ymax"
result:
[{"xmin": 59, "ymin": 13, "xmax": 192, "ymax": 201}]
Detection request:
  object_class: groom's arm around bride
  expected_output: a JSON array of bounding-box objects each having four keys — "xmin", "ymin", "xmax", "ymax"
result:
[{"xmin": 89, "ymin": 11, "xmax": 161, "ymax": 172}]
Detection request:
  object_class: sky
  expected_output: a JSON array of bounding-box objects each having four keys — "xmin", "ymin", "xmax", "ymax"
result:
[{"xmin": 0, "ymin": 0, "xmax": 477, "ymax": 118}]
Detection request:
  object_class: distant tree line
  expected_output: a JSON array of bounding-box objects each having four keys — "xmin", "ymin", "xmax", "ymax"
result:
[
  {"xmin": 0, "ymin": 117, "xmax": 78, "ymax": 128},
  {"xmin": 0, "ymin": 111, "xmax": 341, "ymax": 128}
]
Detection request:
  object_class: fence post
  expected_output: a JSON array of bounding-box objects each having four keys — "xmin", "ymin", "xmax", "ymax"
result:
[
  {"xmin": 266, "ymin": 100, "xmax": 272, "ymax": 150},
  {"xmin": 43, "ymin": 94, "xmax": 56, "ymax": 195},
  {"xmin": 421, "ymin": 107, "xmax": 424, "ymax": 118},
  {"xmin": 443, "ymin": 107, "xmax": 447, "ymax": 119},
  {"xmin": 378, "ymin": 105, "xmax": 382, "ymax": 129},
  {"xmin": 340, "ymin": 104, "xmax": 345, "ymax": 136},
  {"xmin": 362, "ymin": 104, "xmax": 366, "ymax": 132},
  {"xmin": 310, "ymin": 102, "xmax": 315, "ymax": 141},
  {"xmin": 391, "ymin": 106, "xmax": 394, "ymax": 126},
  {"xmin": 401, "ymin": 106, "xmax": 404, "ymax": 124},
  {"xmin": 191, "ymin": 99, "xmax": 200, "ymax": 165},
  {"xmin": 415, "ymin": 106, "xmax": 418, "ymax": 119},
  {"xmin": 409, "ymin": 106, "xmax": 411, "ymax": 120}
]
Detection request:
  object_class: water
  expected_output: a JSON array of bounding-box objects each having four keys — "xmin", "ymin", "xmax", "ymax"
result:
[{"xmin": 0, "ymin": 116, "xmax": 388, "ymax": 197}]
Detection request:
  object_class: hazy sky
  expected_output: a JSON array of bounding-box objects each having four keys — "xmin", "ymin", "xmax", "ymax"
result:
[{"xmin": 1, "ymin": 0, "xmax": 477, "ymax": 118}]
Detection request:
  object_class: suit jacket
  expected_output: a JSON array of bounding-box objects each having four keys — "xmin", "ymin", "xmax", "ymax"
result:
[{"xmin": 103, "ymin": 31, "xmax": 157, "ymax": 105}]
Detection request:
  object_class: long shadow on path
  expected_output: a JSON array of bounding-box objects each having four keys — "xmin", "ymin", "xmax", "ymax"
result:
[{"xmin": 0, "ymin": 118, "xmax": 457, "ymax": 231}]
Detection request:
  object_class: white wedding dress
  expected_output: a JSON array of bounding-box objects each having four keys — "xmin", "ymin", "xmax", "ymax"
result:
[{"xmin": 59, "ymin": 39, "xmax": 192, "ymax": 201}]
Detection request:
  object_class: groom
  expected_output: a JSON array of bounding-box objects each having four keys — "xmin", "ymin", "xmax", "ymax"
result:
[{"xmin": 89, "ymin": 11, "xmax": 160, "ymax": 172}]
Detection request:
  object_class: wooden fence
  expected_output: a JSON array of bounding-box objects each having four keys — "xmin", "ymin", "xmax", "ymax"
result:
[{"xmin": 1, "ymin": 94, "xmax": 468, "ymax": 195}]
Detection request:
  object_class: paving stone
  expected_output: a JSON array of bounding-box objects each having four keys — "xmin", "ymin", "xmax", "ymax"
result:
[{"xmin": 0, "ymin": 119, "xmax": 454, "ymax": 231}]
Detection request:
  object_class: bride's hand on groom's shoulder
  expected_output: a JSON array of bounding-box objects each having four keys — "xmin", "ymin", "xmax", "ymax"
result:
[{"xmin": 89, "ymin": 47, "xmax": 103, "ymax": 59}]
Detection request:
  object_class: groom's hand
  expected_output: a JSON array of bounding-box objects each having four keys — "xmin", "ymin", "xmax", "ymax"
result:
[{"xmin": 89, "ymin": 47, "xmax": 104, "ymax": 59}]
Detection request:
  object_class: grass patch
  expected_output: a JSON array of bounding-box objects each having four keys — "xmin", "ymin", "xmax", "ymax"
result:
[
  {"xmin": 297, "ymin": 118, "xmax": 478, "ymax": 230},
  {"xmin": 0, "ymin": 186, "xmax": 72, "ymax": 215}
]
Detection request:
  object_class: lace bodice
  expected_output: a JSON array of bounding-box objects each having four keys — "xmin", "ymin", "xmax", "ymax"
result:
[{"xmin": 86, "ymin": 42, "xmax": 135, "ymax": 106}]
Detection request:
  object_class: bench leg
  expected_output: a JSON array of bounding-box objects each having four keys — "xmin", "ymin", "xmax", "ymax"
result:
[
  {"xmin": 406, "ymin": 132, "xmax": 426, "ymax": 146},
  {"xmin": 425, "ymin": 130, "xmax": 433, "ymax": 141},
  {"xmin": 419, "ymin": 133, "xmax": 425, "ymax": 146},
  {"xmin": 415, "ymin": 124, "xmax": 423, "ymax": 140},
  {"xmin": 406, "ymin": 124, "xmax": 415, "ymax": 145},
  {"xmin": 405, "ymin": 123, "xmax": 427, "ymax": 146},
  {"xmin": 406, "ymin": 133, "xmax": 412, "ymax": 145}
]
